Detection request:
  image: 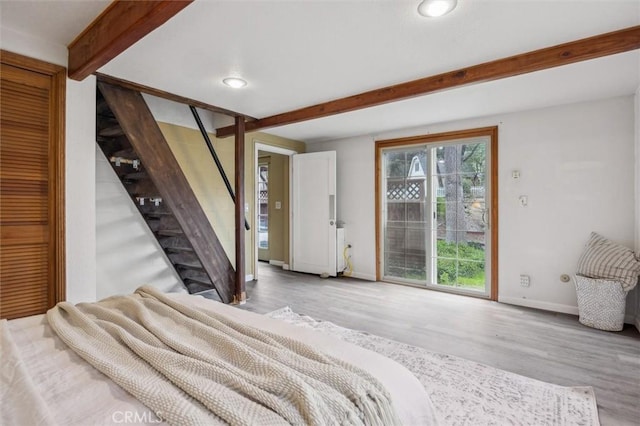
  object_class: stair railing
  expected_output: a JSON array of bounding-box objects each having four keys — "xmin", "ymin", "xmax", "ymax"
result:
[{"xmin": 189, "ymin": 106, "xmax": 250, "ymax": 230}]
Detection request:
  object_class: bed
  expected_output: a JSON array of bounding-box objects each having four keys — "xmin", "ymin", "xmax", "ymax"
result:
[{"xmin": 1, "ymin": 287, "xmax": 437, "ymax": 425}]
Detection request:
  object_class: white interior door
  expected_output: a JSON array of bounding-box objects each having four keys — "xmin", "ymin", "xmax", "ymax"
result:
[{"xmin": 292, "ymin": 151, "xmax": 337, "ymax": 276}]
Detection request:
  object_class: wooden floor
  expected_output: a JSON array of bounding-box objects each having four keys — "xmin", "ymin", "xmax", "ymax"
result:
[{"xmin": 238, "ymin": 263, "xmax": 640, "ymax": 426}]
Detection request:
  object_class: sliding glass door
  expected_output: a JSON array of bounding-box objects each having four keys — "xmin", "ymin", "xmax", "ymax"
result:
[{"xmin": 380, "ymin": 132, "xmax": 493, "ymax": 298}]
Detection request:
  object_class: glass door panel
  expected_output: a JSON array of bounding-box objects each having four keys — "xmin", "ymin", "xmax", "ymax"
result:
[
  {"xmin": 257, "ymin": 163, "xmax": 269, "ymax": 261},
  {"xmin": 382, "ymin": 138, "xmax": 490, "ymax": 297},
  {"xmin": 383, "ymin": 148, "xmax": 428, "ymax": 281}
]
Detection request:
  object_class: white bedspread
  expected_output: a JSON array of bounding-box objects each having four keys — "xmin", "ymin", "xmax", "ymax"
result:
[{"xmin": 1, "ymin": 293, "xmax": 437, "ymax": 425}]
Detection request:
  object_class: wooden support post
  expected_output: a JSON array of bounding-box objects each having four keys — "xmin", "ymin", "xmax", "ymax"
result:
[{"xmin": 234, "ymin": 116, "xmax": 246, "ymax": 304}]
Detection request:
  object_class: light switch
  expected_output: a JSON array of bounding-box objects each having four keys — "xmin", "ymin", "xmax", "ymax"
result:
[{"xmin": 275, "ymin": 201, "xmax": 281, "ymax": 209}]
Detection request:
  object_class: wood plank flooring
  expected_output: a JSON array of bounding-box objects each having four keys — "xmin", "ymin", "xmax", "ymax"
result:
[{"xmin": 238, "ymin": 263, "xmax": 640, "ymax": 426}]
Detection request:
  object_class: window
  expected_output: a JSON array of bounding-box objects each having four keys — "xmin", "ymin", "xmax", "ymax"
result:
[
  {"xmin": 258, "ymin": 164, "xmax": 268, "ymax": 249},
  {"xmin": 376, "ymin": 127, "xmax": 497, "ymax": 299}
]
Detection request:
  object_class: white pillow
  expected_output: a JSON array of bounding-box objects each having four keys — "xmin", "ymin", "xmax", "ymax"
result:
[{"xmin": 576, "ymin": 232, "xmax": 640, "ymax": 291}]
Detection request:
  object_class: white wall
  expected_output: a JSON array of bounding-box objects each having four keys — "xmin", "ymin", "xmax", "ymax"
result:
[
  {"xmin": 95, "ymin": 148, "xmax": 185, "ymax": 299},
  {"xmin": 66, "ymin": 76, "xmax": 97, "ymax": 303},
  {"xmin": 308, "ymin": 96, "xmax": 637, "ymax": 319},
  {"xmin": 634, "ymin": 87, "xmax": 640, "ymax": 330},
  {"xmin": 1, "ymin": 25, "xmax": 97, "ymax": 303}
]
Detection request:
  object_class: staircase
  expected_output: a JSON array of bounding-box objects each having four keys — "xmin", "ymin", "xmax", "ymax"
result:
[{"xmin": 96, "ymin": 82, "xmax": 235, "ymax": 303}]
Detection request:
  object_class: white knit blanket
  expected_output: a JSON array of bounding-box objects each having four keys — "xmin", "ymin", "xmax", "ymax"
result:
[{"xmin": 47, "ymin": 286, "xmax": 401, "ymax": 426}]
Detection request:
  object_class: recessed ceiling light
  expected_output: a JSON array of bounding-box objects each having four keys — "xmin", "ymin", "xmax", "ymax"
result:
[
  {"xmin": 222, "ymin": 77, "xmax": 247, "ymax": 88},
  {"xmin": 417, "ymin": 0, "xmax": 457, "ymax": 18}
]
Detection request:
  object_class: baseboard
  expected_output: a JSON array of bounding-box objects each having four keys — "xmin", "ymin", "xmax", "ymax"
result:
[
  {"xmin": 624, "ymin": 312, "xmax": 636, "ymax": 324},
  {"xmin": 245, "ymin": 274, "xmax": 254, "ymax": 282},
  {"xmin": 282, "ymin": 264, "xmax": 290, "ymax": 270},
  {"xmin": 498, "ymin": 296, "xmax": 579, "ymax": 316},
  {"xmin": 499, "ymin": 297, "xmax": 639, "ymax": 326},
  {"xmin": 347, "ymin": 271, "xmax": 376, "ymax": 281},
  {"xmin": 269, "ymin": 260, "xmax": 285, "ymax": 267}
]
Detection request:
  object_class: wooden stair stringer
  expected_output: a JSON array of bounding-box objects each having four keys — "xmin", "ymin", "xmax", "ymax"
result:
[{"xmin": 98, "ymin": 82, "xmax": 235, "ymax": 303}]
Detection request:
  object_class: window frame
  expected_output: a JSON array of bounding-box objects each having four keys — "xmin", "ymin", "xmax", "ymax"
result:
[{"xmin": 375, "ymin": 126, "xmax": 498, "ymax": 301}]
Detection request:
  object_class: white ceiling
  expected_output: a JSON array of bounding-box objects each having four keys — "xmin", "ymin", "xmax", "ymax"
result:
[
  {"xmin": 2, "ymin": 0, "xmax": 639, "ymax": 143},
  {"xmin": 0, "ymin": 0, "xmax": 111, "ymax": 47}
]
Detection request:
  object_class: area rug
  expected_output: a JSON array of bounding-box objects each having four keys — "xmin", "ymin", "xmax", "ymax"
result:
[{"xmin": 267, "ymin": 307, "xmax": 600, "ymax": 426}]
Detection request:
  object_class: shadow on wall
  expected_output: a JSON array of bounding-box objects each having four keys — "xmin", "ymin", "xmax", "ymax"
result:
[{"xmin": 95, "ymin": 147, "xmax": 186, "ymax": 299}]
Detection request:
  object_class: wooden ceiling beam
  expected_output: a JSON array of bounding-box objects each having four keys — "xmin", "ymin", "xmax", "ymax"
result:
[
  {"xmin": 215, "ymin": 25, "xmax": 640, "ymax": 138},
  {"xmin": 68, "ymin": 0, "xmax": 193, "ymax": 81},
  {"xmin": 96, "ymin": 73, "xmax": 256, "ymax": 119}
]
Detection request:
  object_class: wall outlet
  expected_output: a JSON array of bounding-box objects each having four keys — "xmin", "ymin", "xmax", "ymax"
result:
[{"xmin": 520, "ymin": 274, "xmax": 530, "ymax": 287}]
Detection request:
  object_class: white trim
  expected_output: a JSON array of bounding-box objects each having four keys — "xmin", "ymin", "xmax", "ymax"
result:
[
  {"xmin": 378, "ymin": 137, "xmax": 493, "ymax": 298},
  {"xmin": 253, "ymin": 142, "xmax": 298, "ymax": 281},
  {"xmin": 349, "ymin": 272, "xmax": 376, "ymax": 281},
  {"xmin": 282, "ymin": 264, "xmax": 290, "ymax": 270},
  {"xmin": 501, "ymin": 297, "xmax": 638, "ymax": 326},
  {"xmin": 255, "ymin": 143, "xmax": 297, "ymax": 157},
  {"xmin": 498, "ymin": 296, "xmax": 579, "ymax": 316},
  {"xmin": 269, "ymin": 260, "xmax": 285, "ymax": 267},
  {"xmin": 634, "ymin": 86, "xmax": 639, "ymax": 331},
  {"xmin": 245, "ymin": 274, "xmax": 254, "ymax": 282}
]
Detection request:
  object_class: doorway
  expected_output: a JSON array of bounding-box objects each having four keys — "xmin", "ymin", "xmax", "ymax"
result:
[
  {"xmin": 376, "ymin": 127, "xmax": 498, "ymax": 300},
  {"xmin": 257, "ymin": 158, "xmax": 270, "ymax": 261},
  {"xmin": 254, "ymin": 143, "xmax": 296, "ymax": 280}
]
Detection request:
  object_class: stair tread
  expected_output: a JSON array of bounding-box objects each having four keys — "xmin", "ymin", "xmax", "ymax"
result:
[
  {"xmin": 157, "ymin": 229, "xmax": 184, "ymax": 237},
  {"xmin": 124, "ymin": 171, "xmax": 149, "ymax": 180},
  {"xmin": 139, "ymin": 203, "xmax": 172, "ymax": 216},
  {"xmin": 112, "ymin": 148, "xmax": 138, "ymax": 160},
  {"xmin": 142, "ymin": 211, "xmax": 174, "ymax": 217},
  {"xmin": 169, "ymin": 253, "xmax": 202, "ymax": 268},
  {"xmin": 184, "ymin": 276, "xmax": 212, "ymax": 286},
  {"xmin": 160, "ymin": 235, "xmax": 193, "ymax": 252},
  {"xmin": 164, "ymin": 246, "xmax": 193, "ymax": 253},
  {"xmin": 185, "ymin": 284, "xmax": 219, "ymax": 297},
  {"xmin": 179, "ymin": 269, "xmax": 210, "ymax": 281},
  {"xmin": 98, "ymin": 125, "xmax": 125, "ymax": 137},
  {"xmin": 159, "ymin": 235, "xmax": 189, "ymax": 245},
  {"xmin": 173, "ymin": 261, "xmax": 204, "ymax": 269}
]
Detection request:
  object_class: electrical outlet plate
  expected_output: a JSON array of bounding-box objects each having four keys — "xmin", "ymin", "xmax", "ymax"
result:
[{"xmin": 520, "ymin": 274, "xmax": 530, "ymax": 287}]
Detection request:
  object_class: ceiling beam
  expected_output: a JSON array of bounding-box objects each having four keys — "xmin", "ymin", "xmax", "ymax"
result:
[
  {"xmin": 96, "ymin": 73, "xmax": 256, "ymax": 119},
  {"xmin": 215, "ymin": 25, "xmax": 640, "ymax": 138},
  {"xmin": 68, "ymin": 0, "xmax": 193, "ymax": 81}
]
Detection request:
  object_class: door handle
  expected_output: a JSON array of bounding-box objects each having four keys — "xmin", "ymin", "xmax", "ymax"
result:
[
  {"xmin": 329, "ymin": 194, "xmax": 335, "ymax": 222},
  {"xmin": 482, "ymin": 208, "xmax": 490, "ymax": 228}
]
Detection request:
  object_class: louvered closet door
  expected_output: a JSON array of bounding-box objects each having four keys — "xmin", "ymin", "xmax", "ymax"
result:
[{"xmin": 0, "ymin": 57, "xmax": 65, "ymax": 319}]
